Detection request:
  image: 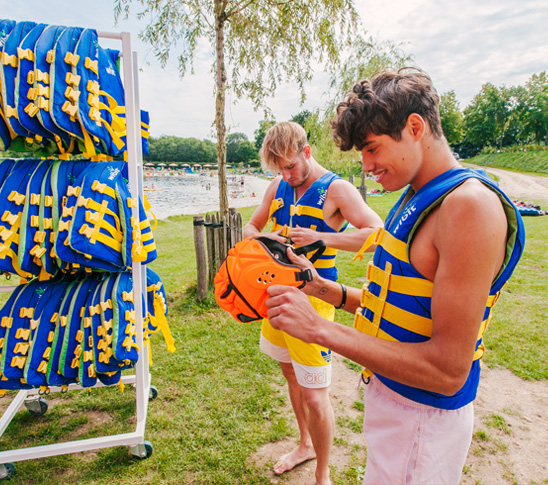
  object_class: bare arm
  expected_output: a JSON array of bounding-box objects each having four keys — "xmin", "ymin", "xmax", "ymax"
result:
[
  {"xmin": 266, "ymin": 181, "xmax": 508, "ymax": 395},
  {"xmin": 288, "ymin": 179, "xmax": 383, "ymax": 252},
  {"xmin": 243, "ymin": 176, "xmax": 286, "ymax": 241}
]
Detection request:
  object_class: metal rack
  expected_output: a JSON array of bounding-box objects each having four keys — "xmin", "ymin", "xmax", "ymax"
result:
[{"xmin": 0, "ymin": 30, "xmax": 154, "ymax": 479}]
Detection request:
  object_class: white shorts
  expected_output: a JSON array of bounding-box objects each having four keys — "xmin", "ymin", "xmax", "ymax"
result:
[{"xmin": 362, "ymin": 375, "xmax": 474, "ymax": 485}]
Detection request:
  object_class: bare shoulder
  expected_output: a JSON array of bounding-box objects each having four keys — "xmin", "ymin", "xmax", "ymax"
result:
[
  {"xmin": 326, "ymin": 177, "xmax": 362, "ymax": 200},
  {"xmin": 441, "ymin": 178, "xmax": 506, "ymax": 223}
]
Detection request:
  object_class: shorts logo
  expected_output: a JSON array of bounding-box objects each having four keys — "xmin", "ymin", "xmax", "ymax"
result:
[
  {"xmin": 304, "ymin": 369, "xmax": 328, "ymax": 385},
  {"xmin": 321, "ymin": 349, "xmax": 332, "ymax": 363}
]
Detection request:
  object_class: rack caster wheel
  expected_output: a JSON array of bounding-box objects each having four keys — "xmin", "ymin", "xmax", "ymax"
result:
[
  {"xmin": 0, "ymin": 463, "xmax": 15, "ymax": 480},
  {"xmin": 149, "ymin": 385, "xmax": 158, "ymax": 401},
  {"xmin": 24, "ymin": 397, "xmax": 48, "ymax": 416},
  {"xmin": 131, "ymin": 440, "xmax": 153, "ymax": 460}
]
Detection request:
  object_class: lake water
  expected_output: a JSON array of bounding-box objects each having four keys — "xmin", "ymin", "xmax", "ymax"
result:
[{"xmin": 142, "ymin": 173, "xmax": 251, "ymax": 219}]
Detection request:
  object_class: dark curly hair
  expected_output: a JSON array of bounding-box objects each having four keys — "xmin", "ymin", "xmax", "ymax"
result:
[{"xmin": 330, "ymin": 68, "xmax": 443, "ymax": 151}]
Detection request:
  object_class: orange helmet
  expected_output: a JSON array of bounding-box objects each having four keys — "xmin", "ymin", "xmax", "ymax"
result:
[{"xmin": 214, "ymin": 236, "xmax": 324, "ymax": 323}]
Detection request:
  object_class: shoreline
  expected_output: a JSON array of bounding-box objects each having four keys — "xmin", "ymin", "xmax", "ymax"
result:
[{"xmin": 152, "ymin": 174, "xmax": 272, "ymax": 219}]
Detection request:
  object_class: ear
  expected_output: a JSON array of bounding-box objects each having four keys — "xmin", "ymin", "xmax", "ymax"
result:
[
  {"xmin": 406, "ymin": 113, "xmax": 426, "ymax": 140},
  {"xmin": 303, "ymin": 144, "xmax": 311, "ymax": 158}
]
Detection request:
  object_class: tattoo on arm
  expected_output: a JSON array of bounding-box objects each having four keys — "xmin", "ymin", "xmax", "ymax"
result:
[{"xmin": 319, "ymin": 287, "xmax": 328, "ymax": 296}]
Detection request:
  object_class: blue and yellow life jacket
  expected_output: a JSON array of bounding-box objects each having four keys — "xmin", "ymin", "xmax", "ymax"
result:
[
  {"xmin": 353, "ymin": 167, "xmax": 525, "ymax": 409},
  {"xmin": 268, "ymin": 172, "xmax": 345, "ymax": 281}
]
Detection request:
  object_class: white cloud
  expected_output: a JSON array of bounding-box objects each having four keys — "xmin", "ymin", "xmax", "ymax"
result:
[{"xmin": 2, "ymin": 0, "xmax": 547, "ymax": 141}]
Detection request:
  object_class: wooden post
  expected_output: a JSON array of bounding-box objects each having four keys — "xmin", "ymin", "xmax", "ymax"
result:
[
  {"xmin": 228, "ymin": 207, "xmax": 237, "ymax": 249},
  {"xmin": 359, "ymin": 171, "xmax": 367, "ymax": 202},
  {"xmin": 206, "ymin": 213, "xmax": 215, "ymax": 286},
  {"xmin": 193, "ymin": 215, "xmax": 208, "ymax": 301},
  {"xmin": 213, "ymin": 213, "xmax": 221, "ymax": 274}
]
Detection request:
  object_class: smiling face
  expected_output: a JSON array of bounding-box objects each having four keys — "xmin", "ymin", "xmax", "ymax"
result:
[{"xmin": 361, "ymin": 128, "xmax": 422, "ymax": 192}]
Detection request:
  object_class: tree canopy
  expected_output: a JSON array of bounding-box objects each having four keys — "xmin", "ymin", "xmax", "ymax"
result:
[{"xmin": 115, "ymin": 0, "xmax": 359, "ymax": 217}]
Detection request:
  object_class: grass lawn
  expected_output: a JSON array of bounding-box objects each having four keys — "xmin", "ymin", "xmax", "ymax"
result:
[{"xmin": 0, "ymin": 180, "xmax": 545, "ymax": 484}]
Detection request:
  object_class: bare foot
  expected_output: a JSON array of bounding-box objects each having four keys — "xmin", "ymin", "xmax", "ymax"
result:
[{"xmin": 273, "ymin": 444, "xmax": 316, "ymax": 475}]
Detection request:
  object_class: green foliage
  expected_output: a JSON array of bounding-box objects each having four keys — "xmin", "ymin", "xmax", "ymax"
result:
[
  {"xmin": 253, "ymin": 118, "xmax": 276, "ymax": 151},
  {"xmin": 462, "ymin": 72, "xmax": 548, "ymax": 153},
  {"xmin": 467, "ymin": 146, "xmax": 548, "ymax": 174},
  {"xmin": 439, "ymin": 90, "xmax": 464, "ymax": 145},
  {"xmin": 226, "ymin": 133, "xmax": 258, "ymax": 165},
  {"xmin": 305, "ymin": 33, "xmax": 412, "ymax": 163},
  {"xmin": 145, "ymin": 135, "xmax": 217, "ymax": 163}
]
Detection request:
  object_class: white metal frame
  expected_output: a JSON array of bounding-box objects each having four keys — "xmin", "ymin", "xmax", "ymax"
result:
[{"xmin": 0, "ymin": 30, "xmax": 152, "ymax": 467}]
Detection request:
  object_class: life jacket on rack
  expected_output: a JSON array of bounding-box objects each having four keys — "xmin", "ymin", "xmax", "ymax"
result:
[
  {"xmin": 109, "ymin": 271, "xmax": 140, "ymax": 364},
  {"xmin": 268, "ymin": 172, "xmax": 346, "ymax": 281},
  {"xmin": 45, "ymin": 279, "xmax": 80, "ymax": 388},
  {"xmin": 0, "ymin": 20, "xmax": 18, "ymax": 151},
  {"xmin": 0, "ymin": 158, "xmax": 43, "ymax": 278},
  {"xmin": 57, "ymin": 276, "xmax": 101, "ymax": 382},
  {"xmin": 144, "ymin": 267, "xmax": 174, "ymax": 356},
  {"xmin": 352, "ymin": 167, "xmax": 525, "ymax": 410},
  {"xmin": 0, "ymin": 282, "xmax": 31, "ymax": 392},
  {"xmin": 54, "ymin": 160, "xmax": 132, "ymax": 271},
  {"xmin": 49, "ymin": 26, "xmax": 90, "ymax": 153},
  {"xmin": 15, "ymin": 23, "xmax": 58, "ymax": 156},
  {"xmin": 30, "ymin": 23, "xmax": 77, "ymax": 156},
  {"xmin": 0, "ymin": 21, "xmax": 37, "ymax": 136},
  {"xmin": 74, "ymin": 31, "xmax": 124, "ymax": 158},
  {"xmin": 0, "ymin": 278, "xmax": 50, "ymax": 383},
  {"xmin": 18, "ymin": 158, "xmax": 55, "ymax": 279},
  {"xmin": 214, "ymin": 236, "xmax": 324, "ymax": 323},
  {"xmin": 91, "ymin": 273, "xmax": 136, "ymax": 375},
  {"xmin": 0, "ymin": 20, "xmax": 52, "ymax": 154},
  {"xmin": 23, "ymin": 279, "xmax": 72, "ymax": 388}
]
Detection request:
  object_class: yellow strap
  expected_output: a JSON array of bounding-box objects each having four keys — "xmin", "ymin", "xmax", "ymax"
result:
[
  {"xmin": 20, "ymin": 307, "xmax": 34, "ymax": 318},
  {"xmin": 8, "ymin": 191, "xmax": 26, "ymax": 206},
  {"xmin": 10, "ymin": 356, "xmax": 26, "ymax": 369},
  {"xmin": 17, "ymin": 47, "xmax": 34, "ymax": 61},
  {"xmin": 268, "ymin": 197, "xmax": 284, "ymax": 219},
  {"xmin": 2, "ymin": 52, "xmax": 18, "ymax": 67},
  {"xmin": 37, "ymin": 96, "xmax": 49, "ymax": 110},
  {"xmin": 152, "ymin": 297, "xmax": 176, "ymax": 352},
  {"xmin": 1, "ymin": 317, "xmax": 12, "ymax": 328},
  {"xmin": 64, "ymin": 52, "xmax": 80, "ymax": 66},
  {"xmin": 64, "ymin": 86, "xmax": 80, "ymax": 103},
  {"xmin": 92, "ymin": 180, "xmax": 116, "ymax": 198},
  {"xmin": 290, "ymin": 204, "xmax": 324, "ymax": 220},
  {"xmin": 66, "ymin": 72, "xmax": 81, "ymax": 87},
  {"xmin": 84, "ymin": 57, "xmax": 98, "ymax": 75},
  {"xmin": 36, "ymin": 69, "xmax": 49, "ymax": 83},
  {"xmin": 37, "ymin": 84, "xmax": 50, "ymax": 98},
  {"xmin": 367, "ymin": 261, "xmax": 434, "ymax": 297},
  {"xmin": 62, "ymin": 101, "xmax": 78, "ymax": 118},
  {"xmin": 67, "ymin": 185, "xmax": 80, "ymax": 197},
  {"xmin": 24, "ymin": 103, "xmax": 39, "ymax": 117},
  {"xmin": 5, "ymin": 106, "xmax": 18, "ymax": 119},
  {"xmin": 79, "ymin": 224, "xmax": 123, "ymax": 252},
  {"xmin": 14, "ymin": 342, "xmax": 30, "ymax": 354},
  {"xmin": 27, "ymin": 70, "xmax": 35, "ymax": 85},
  {"xmin": 361, "ymin": 288, "xmax": 433, "ymax": 338},
  {"xmin": 15, "ymin": 328, "xmax": 31, "ymax": 340}
]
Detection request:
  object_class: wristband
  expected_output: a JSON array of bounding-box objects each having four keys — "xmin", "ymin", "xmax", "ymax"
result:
[{"xmin": 335, "ymin": 283, "xmax": 347, "ymax": 309}]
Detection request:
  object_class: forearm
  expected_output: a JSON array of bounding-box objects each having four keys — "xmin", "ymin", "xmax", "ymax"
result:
[
  {"xmin": 314, "ymin": 227, "xmax": 378, "ymax": 253},
  {"xmin": 305, "ymin": 274, "xmax": 362, "ymax": 314},
  {"xmin": 314, "ymin": 322, "xmax": 470, "ymax": 395}
]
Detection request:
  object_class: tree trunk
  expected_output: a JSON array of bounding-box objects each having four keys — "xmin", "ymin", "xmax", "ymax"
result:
[{"xmin": 215, "ymin": 0, "xmax": 229, "ymax": 220}]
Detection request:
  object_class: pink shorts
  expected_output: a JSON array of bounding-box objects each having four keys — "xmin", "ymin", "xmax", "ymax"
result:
[{"xmin": 362, "ymin": 375, "xmax": 474, "ymax": 485}]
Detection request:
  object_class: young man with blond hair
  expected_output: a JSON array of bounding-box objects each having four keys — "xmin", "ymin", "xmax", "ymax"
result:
[{"xmin": 244, "ymin": 121, "xmax": 382, "ymax": 485}]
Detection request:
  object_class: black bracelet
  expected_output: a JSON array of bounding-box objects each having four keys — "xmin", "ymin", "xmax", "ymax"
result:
[{"xmin": 335, "ymin": 283, "xmax": 347, "ymax": 309}]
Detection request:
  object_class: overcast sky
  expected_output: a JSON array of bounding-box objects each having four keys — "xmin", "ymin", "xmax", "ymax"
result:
[{"xmin": 3, "ymin": 0, "xmax": 547, "ymax": 141}]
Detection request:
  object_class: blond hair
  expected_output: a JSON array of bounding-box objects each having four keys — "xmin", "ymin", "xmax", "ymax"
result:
[{"xmin": 259, "ymin": 121, "xmax": 308, "ymax": 173}]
